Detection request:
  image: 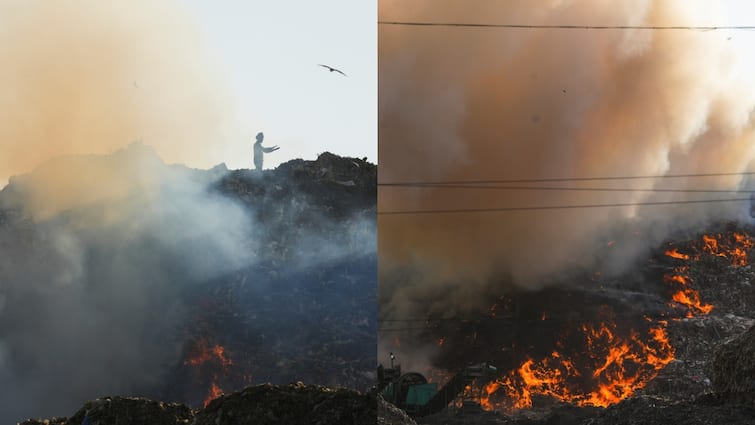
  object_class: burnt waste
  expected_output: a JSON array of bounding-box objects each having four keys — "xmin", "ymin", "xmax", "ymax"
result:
[{"xmin": 381, "ymin": 222, "xmax": 755, "ymax": 425}]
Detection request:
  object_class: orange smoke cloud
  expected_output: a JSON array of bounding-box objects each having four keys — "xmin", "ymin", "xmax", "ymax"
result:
[
  {"xmin": 379, "ymin": 0, "xmax": 755, "ymax": 290},
  {"xmin": 0, "ymin": 0, "xmax": 236, "ymax": 186}
]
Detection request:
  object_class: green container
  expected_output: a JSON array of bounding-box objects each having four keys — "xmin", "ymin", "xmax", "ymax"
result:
[{"xmin": 406, "ymin": 383, "xmax": 437, "ymax": 406}]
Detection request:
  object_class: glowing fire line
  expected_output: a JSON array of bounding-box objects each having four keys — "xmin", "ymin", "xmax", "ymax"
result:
[{"xmin": 474, "ymin": 322, "xmax": 674, "ymax": 410}]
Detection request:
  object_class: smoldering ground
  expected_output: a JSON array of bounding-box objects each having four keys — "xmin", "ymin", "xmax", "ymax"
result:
[{"xmin": 378, "ymin": 0, "xmax": 755, "ymax": 368}]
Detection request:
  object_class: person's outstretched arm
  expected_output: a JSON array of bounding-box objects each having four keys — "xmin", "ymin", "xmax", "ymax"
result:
[{"xmin": 264, "ymin": 145, "xmax": 280, "ymax": 153}]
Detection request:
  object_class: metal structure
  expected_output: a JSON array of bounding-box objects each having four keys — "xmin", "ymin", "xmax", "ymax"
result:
[{"xmin": 377, "ymin": 357, "xmax": 497, "ymax": 417}]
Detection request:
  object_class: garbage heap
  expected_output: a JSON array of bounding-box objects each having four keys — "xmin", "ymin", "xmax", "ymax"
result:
[{"xmin": 20, "ymin": 383, "xmax": 376, "ymax": 425}]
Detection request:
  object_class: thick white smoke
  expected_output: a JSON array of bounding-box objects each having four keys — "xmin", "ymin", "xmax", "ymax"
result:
[{"xmin": 0, "ymin": 145, "xmax": 257, "ymax": 422}]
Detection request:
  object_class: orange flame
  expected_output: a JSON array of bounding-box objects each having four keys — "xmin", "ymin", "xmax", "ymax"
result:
[
  {"xmin": 184, "ymin": 339, "xmax": 233, "ymax": 368},
  {"xmin": 698, "ymin": 232, "xmax": 752, "ymax": 265},
  {"xmin": 459, "ymin": 231, "xmax": 752, "ymax": 412},
  {"xmin": 183, "ymin": 338, "xmax": 233, "ymax": 408},
  {"xmin": 480, "ymin": 382, "xmax": 500, "ymax": 410},
  {"xmin": 478, "ymin": 321, "xmax": 674, "ymax": 411},
  {"xmin": 671, "ymin": 290, "xmax": 713, "ymax": 315},
  {"xmin": 663, "ymin": 264, "xmax": 712, "ymax": 316},
  {"xmin": 664, "ymin": 248, "xmax": 689, "ymax": 260},
  {"xmin": 203, "ymin": 381, "xmax": 223, "ymax": 407},
  {"xmin": 702, "ymin": 235, "xmax": 725, "ymax": 257},
  {"xmin": 211, "ymin": 345, "xmax": 232, "ymax": 368}
]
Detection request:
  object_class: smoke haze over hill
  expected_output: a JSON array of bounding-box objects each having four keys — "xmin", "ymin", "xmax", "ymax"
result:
[{"xmin": 0, "ymin": 0, "xmax": 236, "ymax": 186}]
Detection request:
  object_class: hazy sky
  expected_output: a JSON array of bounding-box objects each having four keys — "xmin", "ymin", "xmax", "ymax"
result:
[
  {"xmin": 0, "ymin": 1, "xmax": 375, "ymax": 185},
  {"xmin": 183, "ymin": 1, "xmax": 377, "ymax": 169}
]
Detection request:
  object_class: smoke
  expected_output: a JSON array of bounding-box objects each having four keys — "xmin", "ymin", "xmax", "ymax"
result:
[
  {"xmin": 0, "ymin": 144, "xmax": 257, "ymax": 422},
  {"xmin": 0, "ymin": 1, "xmax": 250, "ymax": 421},
  {"xmin": 0, "ymin": 0, "xmax": 237, "ymax": 186},
  {"xmin": 379, "ymin": 0, "xmax": 755, "ymax": 302}
]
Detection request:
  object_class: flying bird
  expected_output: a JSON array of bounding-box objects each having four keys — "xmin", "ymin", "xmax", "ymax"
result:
[{"xmin": 318, "ymin": 64, "xmax": 347, "ymax": 77}]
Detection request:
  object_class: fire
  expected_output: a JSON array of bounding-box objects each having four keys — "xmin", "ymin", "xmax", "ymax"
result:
[
  {"xmin": 183, "ymin": 339, "xmax": 233, "ymax": 368},
  {"xmin": 478, "ymin": 321, "xmax": 674, "ymax": 411},
  {"xmin": 452, "ymin": 230, "xmax": 753, "ymax": 412},
  {"xmin": 183, "ymin": 338, "xmax": 233, "ymax": 407},
  {"xmin": 663, "ymin": 268, "xmax": 713, "ymax": 316},
  {"xmin": 204, "ymin": 381, "xmax": 223, "ymax": 407},
  {"xmin": 671, "ymin": 290, "xmax": 713, "ymax": 315},
  {"xmin": 701, "ymin": 235, "xmax": 725, "ymax": 257},
  {"xmin": 661, "ymin": 231, "xmax": 754, "ymax": 315},
  {"xmin": 664, "ymin": 248, "xmax": 689, "ymax": 260},
  {"xmin": 697, "ymin": 232, "xmax": 752, "ymax": 266}
]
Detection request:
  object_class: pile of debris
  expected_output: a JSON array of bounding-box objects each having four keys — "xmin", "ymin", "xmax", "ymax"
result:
[
  {"xmin": 378, "ymin": 395, "xmax": 417, "ymax": 425},
  {"xmin": 384, "ymin": 222, "xmax": 755, "ymax": 425},
  {"xmin": 160, "ymin": 152, "xmax": 378, "ymax": 403},
  {"xmin": 215, "ymin": 151, "xmax": 376, "ymax": 222},
  {"xmin": 20, "ymin": 384, "xmax": 376, "ymax": 425},
  {"xmin": 712, "ymin": 324, "xmax": 755, "ymax": 398},
  {"xmin": 195, "ymin": 383, "xmax": 375, "ymax": 425}
]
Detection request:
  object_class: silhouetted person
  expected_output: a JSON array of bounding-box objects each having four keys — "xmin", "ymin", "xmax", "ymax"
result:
[{"xmin": 253, "ymin": 132, "xmax": 279, "ymax": 171}]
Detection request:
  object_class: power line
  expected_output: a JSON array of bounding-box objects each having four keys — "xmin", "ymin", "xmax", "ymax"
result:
[
  {"xmin": 378, "ymin": 171, "xmax": 755, "ymax": 187},
  {"xmin": 378, "ymin": 197, "xmax": 750, "ymax": 215},
  {"xmin": 381, "ymin": 183, "xmax": 755, "ymax": 194},
  {"xmin": 378, "ymin": 21, "xmax": 755, "ymax": 31}
]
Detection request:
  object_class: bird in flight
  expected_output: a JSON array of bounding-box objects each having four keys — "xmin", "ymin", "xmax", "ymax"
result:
[{"xmin": 318, "ymin": 64, "xmax": 347, "ymax": 77}]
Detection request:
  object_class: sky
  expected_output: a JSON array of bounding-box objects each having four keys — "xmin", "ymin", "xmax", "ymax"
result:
[
  {"xmin": 183, "ymin": 0, "xmax": 377, "ymax": 169},
  {"xmin": 0, "ymin": 0, "xmax": 376, "ymax": 185}
]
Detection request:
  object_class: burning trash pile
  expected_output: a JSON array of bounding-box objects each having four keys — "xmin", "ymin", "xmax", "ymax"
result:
[
  {"xmin": 381, "ymin": 223, "xmax": 755, "ymax": 424},
  {"xmin": 0, "ymin": 144, "xmax": 376, "ymax": 423},
  {"xmin": 19, "ymin": 383, "xmax": 377, "ymax": 425}
]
